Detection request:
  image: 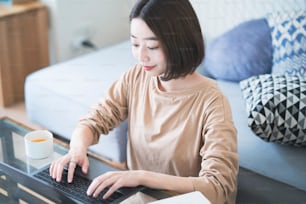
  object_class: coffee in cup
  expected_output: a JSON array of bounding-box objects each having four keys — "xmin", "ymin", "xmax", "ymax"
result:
[{"xmin": 24, "ymin": 130, "xmax": 54, "ymax": 159}]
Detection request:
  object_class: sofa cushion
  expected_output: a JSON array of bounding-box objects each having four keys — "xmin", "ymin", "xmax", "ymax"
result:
[
  {"xmin": 240, "ymin": 74, "xmax": 306, "ymax": 146},
  {"xmin": 200, "ymin": 18, "xmax": 272, "ymax": 82},
  {"xmin": 266, "ymin": 10, "xmax": 306, "ymax": 76}
]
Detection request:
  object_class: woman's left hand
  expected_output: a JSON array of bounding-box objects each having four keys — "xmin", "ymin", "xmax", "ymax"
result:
[{"xmin": 86, "ymin": 170, "xmax": 144, "ymax": 199}]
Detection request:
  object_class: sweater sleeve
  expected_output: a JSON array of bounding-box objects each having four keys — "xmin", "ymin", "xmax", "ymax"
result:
[
  {"xmin": 78, "ymin": 65, "xmax": 136, "ymax": 143},
  {"xmin": 190, "ymin": 93, "xmax": 238, "ymax": 204}
]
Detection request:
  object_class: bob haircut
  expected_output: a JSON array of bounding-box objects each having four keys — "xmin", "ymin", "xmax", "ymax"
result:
[{"xmin": 129, "ymin": 0, "xmax": 205, "ymax": 81}]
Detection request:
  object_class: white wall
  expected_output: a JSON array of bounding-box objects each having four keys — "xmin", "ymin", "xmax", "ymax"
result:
[
  {"xmin": 190, "ymin": 0, "xmax": 305, "ymax": 43},
  {"xmin": 41, "ymin": 0, "xmax": 134, "ymax": 63},
  {"xmin": 42, "ymin": 0, "xmax": 305, "ymax": 64}
]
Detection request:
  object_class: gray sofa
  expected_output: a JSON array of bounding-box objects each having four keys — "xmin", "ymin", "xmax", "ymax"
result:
[
  {"xmin": 25, "ymin": 2, "xmax": 306, "ymax": 202},
  {"xmin": 25, "ymin": 40, "xmax": 306, "ymax": 202}
]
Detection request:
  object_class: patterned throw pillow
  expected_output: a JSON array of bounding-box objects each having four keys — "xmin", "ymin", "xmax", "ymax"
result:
[
  {"xmin": 266, "ymin": 10, "xmax": 306, "ymax": 76},
  {"xmin": 240, "ymin": 74, "xmax": 306, "ymax": 146}
]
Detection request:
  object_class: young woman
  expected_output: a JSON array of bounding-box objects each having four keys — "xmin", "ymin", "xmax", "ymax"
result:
[{"xmin": 50, "ymin": 0, "xmax": 238, "ymax": 203}]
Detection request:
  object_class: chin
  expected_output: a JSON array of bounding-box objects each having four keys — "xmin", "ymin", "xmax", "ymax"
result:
[
  {"xmin": 143, "ymin": 69, "xmax": 160, "ymax": 75},
  {"xmin": 145, "ymin": 72, "xmax": 159, "ymax": 77}
]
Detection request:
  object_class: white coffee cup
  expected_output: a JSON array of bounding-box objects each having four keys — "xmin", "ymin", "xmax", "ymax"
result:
[{"xmin": 24, "ymin": 130, "xmax": 54, "ymax": 159}]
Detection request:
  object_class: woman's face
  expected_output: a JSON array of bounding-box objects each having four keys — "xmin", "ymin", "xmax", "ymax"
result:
[{"xmin": 130, "ymin": 18, "xmax": 167, "ymax": 77}]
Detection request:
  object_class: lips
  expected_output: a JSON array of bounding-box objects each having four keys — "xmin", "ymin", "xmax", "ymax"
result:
[{"xmin": 143, "ymin": 65, "xmax": 155, "ymax": 71}]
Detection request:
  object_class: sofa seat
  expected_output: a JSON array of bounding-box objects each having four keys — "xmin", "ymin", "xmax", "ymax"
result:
[{"xmin": 25, "ymin": 41, "xmax": 135, "ymax": 162}]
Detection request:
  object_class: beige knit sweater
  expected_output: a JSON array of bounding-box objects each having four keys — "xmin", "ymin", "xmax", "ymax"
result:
[{"xmin": 80, "ymin": 64, "xmax": 238, "ymax": 204}]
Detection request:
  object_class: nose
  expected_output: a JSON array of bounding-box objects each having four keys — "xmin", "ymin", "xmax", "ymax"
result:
[{"xmin": 138, "ymin": 46, "xmax": 149, "ymax": 63}]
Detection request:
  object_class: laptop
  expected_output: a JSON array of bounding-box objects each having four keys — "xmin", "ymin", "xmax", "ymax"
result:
[
  {"xmin": 148, "ymin": 191, "xmax": 211, "ymax": 204},
  {"xmin": 0, "ymin": 159, "xmax": 144, "ymax": 204}
]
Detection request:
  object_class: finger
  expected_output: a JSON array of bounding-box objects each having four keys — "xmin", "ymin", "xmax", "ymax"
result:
[
  {"xmin": 49, "ymin": 162, "xmax": 55, "ymax": 177},
  {"xmin": 50, "ymin": 161, "xmax": 58, "ymax": 179},
  {"xmin": 92, "ymin": 175, "xmax": 119, "ymax": 198},
  {"xmin": 87, "ymin": 173, "xmax": 112, "ymax": 196},
  {"xmin": 55, "ymin": 158, "xmax": 69, "ymax": 182},
  {"xmin": 55, "ymin": 162, "xmax": 63, "ymax": 182},
  {"xmin": 68, "ymin": 160, "xmax": 77, "ymax": 183},
  {"xmin": 103, "ymin": 182, "xmax": 122, "ymax": 200},
  {"xmin": 87, "ymin": 178, "xmax": 102, "ymax": 196},
  {"xmin": 82, "ymin": 158, "xmax": 89, "ymax": 174}
]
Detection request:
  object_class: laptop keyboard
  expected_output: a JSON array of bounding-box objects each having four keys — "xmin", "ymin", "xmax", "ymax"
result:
[{"xmin": 34, "ymin": 167, "xmax": 124, "ymax": 204}]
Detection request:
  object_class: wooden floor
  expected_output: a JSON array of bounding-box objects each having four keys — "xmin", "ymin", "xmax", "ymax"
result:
[{"xmin": 0, "ymin": 101, "xmax": 42, "ymax": 130}]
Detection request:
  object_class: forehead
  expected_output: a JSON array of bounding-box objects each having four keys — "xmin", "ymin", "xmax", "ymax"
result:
[{"xmin": 130, "ymin": 18, "xmax": 157, "ymax": 40}]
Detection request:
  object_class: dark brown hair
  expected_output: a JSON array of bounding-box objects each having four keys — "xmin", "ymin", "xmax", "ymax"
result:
[{"xmin": 129, "ymin": 0, "xmax": 205, "ymax": 81}]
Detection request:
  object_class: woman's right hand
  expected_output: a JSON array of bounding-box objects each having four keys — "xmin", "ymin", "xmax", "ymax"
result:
[
  {"xmin": 50, "ymin": 125, "xmax": 95, "ymax": 183},
  {"xmin": 49, "ymin": 146, "xmax": 89, "ymax": 183}
]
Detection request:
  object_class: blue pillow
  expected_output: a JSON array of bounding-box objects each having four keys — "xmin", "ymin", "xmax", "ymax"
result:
[
  {"xmin": 266, "ymin": 10, "xmax": 306, "ymax": 77},
  {"xmin": 201, "ymin": 18, "xmax": 272, "ymax": 82}
]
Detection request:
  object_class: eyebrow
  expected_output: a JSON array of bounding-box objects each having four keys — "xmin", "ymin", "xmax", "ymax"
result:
[{"xmin": 130, "ymin": 34, "xmax": 158, "ymax": 41}]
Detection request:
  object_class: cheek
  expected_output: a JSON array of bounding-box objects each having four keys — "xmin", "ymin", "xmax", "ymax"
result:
[
  {"xmin": 156, "ymin": 52, "xmax": 166, "ymax": 64},
  {"xmin": 131, "ymin": 47, "xmax": 138, "ymax": 60}
]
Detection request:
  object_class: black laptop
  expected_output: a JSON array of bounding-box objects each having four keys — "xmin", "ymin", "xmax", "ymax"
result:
[{"xmin": 0, "ymin": 159, "xmax": 144, "ymax": 204}]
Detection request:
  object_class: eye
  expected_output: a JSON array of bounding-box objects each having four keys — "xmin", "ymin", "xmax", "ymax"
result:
[
  {"xmin": 148, "ymin": 46, "xmax": 159, "ymax": 50},
  {"xmin": 132, "ymin": 44, "xmax": 139, "ymax": 48}
]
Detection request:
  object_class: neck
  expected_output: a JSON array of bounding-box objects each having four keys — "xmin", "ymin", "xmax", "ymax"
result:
[{"xmin": 157, "ymin": 72, "xmax": 204, "ymax": 92}]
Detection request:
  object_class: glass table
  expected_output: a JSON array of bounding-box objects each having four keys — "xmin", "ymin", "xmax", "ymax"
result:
[
  {"xmin": 0, "ymin": 117, "xmax": 67, "ymax": 174},
  {"xmin": 0, "ymin": 117, "xmax": 168, "ymax": 203},
  {"xmin": 0, "ymin": 117, "xmax": 72, "ymax": 203}
]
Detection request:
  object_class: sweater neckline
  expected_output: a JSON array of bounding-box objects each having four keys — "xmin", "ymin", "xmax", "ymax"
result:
[{"xmin": 152, "ymin": 76, "xmax": 209, "ymax": 97}]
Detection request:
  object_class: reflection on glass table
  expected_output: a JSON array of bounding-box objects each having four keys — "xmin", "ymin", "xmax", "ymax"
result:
[{"xmin": 0, "ymin": 117, "xmax": 67, "ymax": 174}]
